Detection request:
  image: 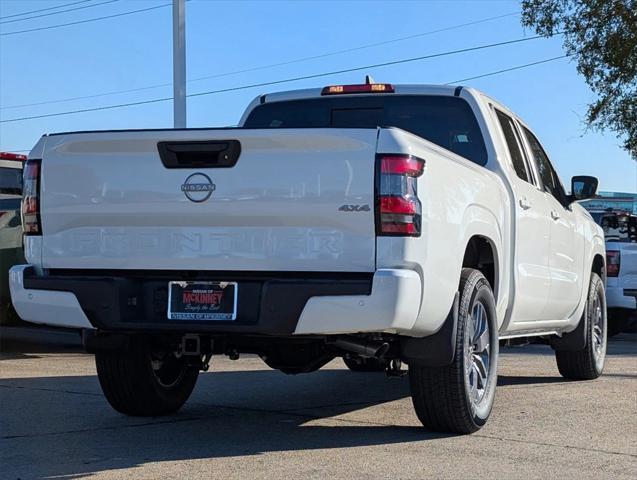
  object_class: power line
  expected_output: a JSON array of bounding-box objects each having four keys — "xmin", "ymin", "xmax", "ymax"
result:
[
  {"xmin": 447, "ymin": 55, "xmax": 569, "ymax": 83},
  {"xmin": 0, "ymin": 34, "xmax": 558, "ymax": 124},
  {"xmin": 0, "ymin": 55, "xmax": 567, "ymax": 131},
  {"xmin": 187, "ymin": 12, "xmax": 522, "ymax": 85},
  {"xmin": 1, "ymin": 11, "xmax": 520, "ymax": 110},
  {"xmin": 0, "ymin": 0, "xmax": 120, "ymax": 25},
  {"xmin": 0, "ymin": 2, "xmax": 171, "ymax": 36},
  {"xmin": 0, "ymin": 56, "xmax": 579, "ymax": 151},
  {"xmin": 0, "ymin": 0, "xmax": 91, "ymax": 20}
]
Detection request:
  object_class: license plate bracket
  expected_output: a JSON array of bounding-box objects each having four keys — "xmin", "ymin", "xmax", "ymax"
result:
[{"xmin": 167, "ymin": 281, "xmax": 238, "ymax": 321}]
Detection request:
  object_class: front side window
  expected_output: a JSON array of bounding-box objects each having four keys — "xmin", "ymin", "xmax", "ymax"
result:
[{"xmin": 522, "ymin": 127, "xmax": 567, "ymax": 205}]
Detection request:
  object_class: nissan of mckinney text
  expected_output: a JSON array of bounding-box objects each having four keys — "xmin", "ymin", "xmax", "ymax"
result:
[{"xmin": 10, "ymin": 83, "xmax": 607, "ymax": 433}]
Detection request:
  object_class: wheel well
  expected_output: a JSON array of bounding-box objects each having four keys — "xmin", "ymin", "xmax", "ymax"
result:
[
  {"xmin": 592, "ymin": 253, "xmax": 605, "ymax": 283},
  {"xmin": 462, "ymin": 236, "xmax": 497, "ymax": 299}
]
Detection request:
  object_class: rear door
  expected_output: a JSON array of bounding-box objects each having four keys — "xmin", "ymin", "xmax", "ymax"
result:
[
  {"xmin": 494, "ymin": 110, "xmax": 552, "ymax": 324},
  {"xmin": 40, "ymin": 129, "xmax": 379, "ymax": 272}
]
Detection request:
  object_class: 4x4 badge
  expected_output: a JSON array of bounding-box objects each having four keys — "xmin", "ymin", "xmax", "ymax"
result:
[{"xmin": 338, "ymin": 204, "xmax": 371, "ymax": 212}]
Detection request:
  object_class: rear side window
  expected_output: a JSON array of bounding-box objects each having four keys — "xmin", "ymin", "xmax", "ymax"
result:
[
  {"xmin": 0, "ymin": 167, "xmax": 22, "ymax": 195},
  {"xmin": 495, "ymin": 110, "xmax": 530, "ymax": 183},
  {"xmin": 244, "ymin": 95, "xmax": 488, "ymax": 165}
]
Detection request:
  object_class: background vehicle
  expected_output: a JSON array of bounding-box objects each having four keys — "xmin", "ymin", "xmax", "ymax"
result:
[
  {"xmin": 10, "ymin": 83, "xmax": 606, "ymax": 433},
  {"xmin": 0, "ymin": 152, "xmax": 26, "ymax": 325},
  {"xmin": 592, "ymin": 210, "xmax": 637, "ymax": 335}
]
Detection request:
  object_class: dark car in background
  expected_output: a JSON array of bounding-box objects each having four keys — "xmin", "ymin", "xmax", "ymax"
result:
[{"xmin": 0, "ymin": 152, "xmax": 26, "ymax": 324}]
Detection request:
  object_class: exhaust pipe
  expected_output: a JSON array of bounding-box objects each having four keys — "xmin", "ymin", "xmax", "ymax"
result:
[{"xmin": 332, "ymin": 337, "xmax": 390, "ymax": 359}]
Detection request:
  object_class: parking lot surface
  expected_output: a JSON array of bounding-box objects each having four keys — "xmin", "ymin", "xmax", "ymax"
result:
[{"xmin": 1, "ymin": 335, "xmax": 636, "ymax": 479}]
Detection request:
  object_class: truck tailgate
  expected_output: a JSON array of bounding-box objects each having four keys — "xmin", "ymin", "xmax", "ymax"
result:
[
  {"xmin": 618, "ymin": 243, "xmax": 637, "ymax": 292},
  {"xmin": 39, "ymin": 128, "xmax": 378, "ymax": 272}
]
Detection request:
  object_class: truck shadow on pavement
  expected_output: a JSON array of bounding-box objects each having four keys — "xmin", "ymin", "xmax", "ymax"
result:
[
  {"xmin": 0, "ymin": 368, "xmax": 449, "ymax": 479},
  {"xmin": 0, "ymin": 360, "xmax": 620, "ymax": 479}
]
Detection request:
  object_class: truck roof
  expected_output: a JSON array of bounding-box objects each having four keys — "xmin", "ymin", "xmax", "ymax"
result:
[{"xmin": 260, "ymin": 84, "xmax": 470, "ymax": 104}]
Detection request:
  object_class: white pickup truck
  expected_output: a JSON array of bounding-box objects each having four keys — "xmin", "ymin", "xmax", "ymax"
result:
[
  {"xmin": 10, "ymin": 83, "xmax": 607, "ymax": 434},
  {"xmin": 593, "ymin": 211, "xmax": 637, "ymax": 334}
]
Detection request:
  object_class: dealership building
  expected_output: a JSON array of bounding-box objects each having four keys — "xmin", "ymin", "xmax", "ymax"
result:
[{"xmin": 581, "ymin": 191, "xmax": 637, "ymax": 214}]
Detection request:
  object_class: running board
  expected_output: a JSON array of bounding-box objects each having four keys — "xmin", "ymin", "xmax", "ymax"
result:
[{"xmin": 498, "ymin": 330, "xmax": 560, "ymax": 340}]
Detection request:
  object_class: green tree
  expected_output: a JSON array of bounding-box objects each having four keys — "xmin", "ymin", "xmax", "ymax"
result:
[{"xmin": 521, "ymin": 0, "xmax": 636, "ymax": 159}]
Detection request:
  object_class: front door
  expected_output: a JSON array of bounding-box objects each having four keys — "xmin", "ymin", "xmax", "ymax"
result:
[{"xmin": 521, "ymin": 127, "xmax": 584, "ymax": 320}]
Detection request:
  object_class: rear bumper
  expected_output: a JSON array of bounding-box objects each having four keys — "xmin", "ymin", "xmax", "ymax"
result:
[
  {"xmin": 10, "ymin": 265, "xmax": 92, "ymax": 329},
  {"xmin": 606, "ymin": 284, "xmax": 637, "ymax": 310},
  {"xmin": 9, "ymin": 265, "xmax": 422, "ymax": 336}
]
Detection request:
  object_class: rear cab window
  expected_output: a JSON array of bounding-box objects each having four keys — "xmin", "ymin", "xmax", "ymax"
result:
[
  {"xmin": 244, "ymin": 95, "xmax": 488, "ymax": 166},
  {"xmin": 0, "ymin": 164, "xmax": 23, "ymax": 197},
  {"xmin": 595, "ymin": 213, "xmax": 637, "ymax": 243},
  {"xmin": 0, "ymin": 162, "xmax": 23, "ymax": 232}
]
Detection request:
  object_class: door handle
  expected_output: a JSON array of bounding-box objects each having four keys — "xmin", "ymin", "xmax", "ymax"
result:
[
  {"xmin": 519, "ymin": 197, "xmax": 531, "ymax": 210},
  {"xmin": 550, "ymin": 210, "xmax": 560, "ymax": 220}
]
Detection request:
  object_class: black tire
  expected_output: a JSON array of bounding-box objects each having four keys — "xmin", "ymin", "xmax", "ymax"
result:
[
  {"xmin": 343, "ymin": 356, "xmax": 388, "ymax": 372},
  {"xmin": 555, "ymin": 272, "xmax": 606, "ymax": 380},
  {"xmin": 409, "ymin": 268, "xmax": 499, "ymax": 434},
  {"xmin": 95, "ymin": 339, "xmax": 199, "ymax": 416}
]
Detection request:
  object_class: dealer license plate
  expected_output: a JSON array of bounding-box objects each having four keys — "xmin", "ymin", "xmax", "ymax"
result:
[{"xmin": 167, "ymin": 281, "xmax": 238, "ymax": 321}]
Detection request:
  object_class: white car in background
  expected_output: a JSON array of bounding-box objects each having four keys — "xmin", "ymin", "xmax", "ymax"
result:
[{"xmin": 593, "ymin": 211, "xmax": 637, "ymax": 334}]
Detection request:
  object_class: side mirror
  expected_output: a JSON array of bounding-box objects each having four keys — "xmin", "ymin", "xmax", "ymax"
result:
[{"xmin": 570, "ymin": 175, "xmax": 598, "ymax": 202}]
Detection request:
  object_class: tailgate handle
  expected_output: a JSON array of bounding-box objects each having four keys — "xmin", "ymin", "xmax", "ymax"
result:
[{"xmin": 157, "ymin": 140, "xmax": 241, "ymax": 168}]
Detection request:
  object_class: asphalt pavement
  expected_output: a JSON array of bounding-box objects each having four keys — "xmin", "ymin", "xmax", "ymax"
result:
[{"xmin": 0, "ymin": 334, "xmax": 635, "ymax": 479}]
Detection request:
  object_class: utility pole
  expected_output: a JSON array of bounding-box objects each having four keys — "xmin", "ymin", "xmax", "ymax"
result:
[{"xmin": 172, "ymin": 0, "xmax": 186, "ymax": 128}]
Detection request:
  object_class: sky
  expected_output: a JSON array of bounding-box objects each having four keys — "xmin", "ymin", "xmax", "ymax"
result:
[{"xmin": 0, "ymin": 0, "xmax": 635, "ymax": 193}]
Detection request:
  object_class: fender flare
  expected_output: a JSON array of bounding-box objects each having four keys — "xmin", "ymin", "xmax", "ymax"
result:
[
  {"xmin": 459, "ymin": 205, "xmax": 506, "ymax": 326},
  {"xmin": 552, "ymin": 245, "xmax": 605, "ymax": 351}
]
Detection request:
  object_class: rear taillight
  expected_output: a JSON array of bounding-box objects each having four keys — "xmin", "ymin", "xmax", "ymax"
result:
[
  {"xmin": 376, "ymin": 154, "xmax": 425, "ymax": 236},
  {"xmin": 607, "ymin": 250, "xmax": 620, "ymax": 277},
  {"xmin": 22, "ymin": 159, "xmax": 41, "ymax": 235},
  {"xmin": 0, "ymin": 152, "xmax": 27, "ymax": 161}
]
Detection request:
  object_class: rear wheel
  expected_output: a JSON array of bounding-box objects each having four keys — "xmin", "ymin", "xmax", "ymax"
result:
[
  {"xmin": 555, "ymin": 273, "xmax": 606, "ymax": 380},
  {"xmin": 95, "ymin": 339, "xmax": 199, "ymax": 416},
  {"xmin": 409, "ymin": 268, "xmax": 499, "ymax": 434},
  {"xmin": 343, "ymin": 356, "xmax": 388, "ymax": 372}
]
